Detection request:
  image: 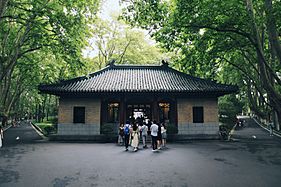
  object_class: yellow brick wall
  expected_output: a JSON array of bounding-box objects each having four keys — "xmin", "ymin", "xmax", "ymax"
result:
[
  {"xmin": 58, "ymin": 97, "xmax": 100, "ymax": 124},
  {"xmin": 177, "ymin": 98, "xmax": 218, "ymax": 124}
]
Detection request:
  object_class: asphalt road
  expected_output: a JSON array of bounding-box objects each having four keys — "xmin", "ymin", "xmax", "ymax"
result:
[{"xmin": 0, "ymin": 119, "xmax": 281, "ymax": 187}]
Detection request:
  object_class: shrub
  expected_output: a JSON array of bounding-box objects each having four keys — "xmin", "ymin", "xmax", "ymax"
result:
[
  {"xmin": 166, "ymin": 124, "xmax": 178, "ymax": 134},
  {"xmin": 101, "ymin": 123, "xmax": 116, "ymax": 135},
  {"xmin": 44, "ymin": 125, "xmax": 56, "ymax": 135},
  {"xmin": 49, "ymin": 117, "xmax": 58, "ymax": 125}
]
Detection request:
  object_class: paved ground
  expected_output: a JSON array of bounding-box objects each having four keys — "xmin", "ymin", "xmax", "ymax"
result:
[{"xmin": 1, "ymin": 119, "xmax": 281, "ymax": 187}]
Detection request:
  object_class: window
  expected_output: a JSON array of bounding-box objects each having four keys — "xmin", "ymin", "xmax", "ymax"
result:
[
  {"xmin": 108, "ymin": 103, "xmax": 119, "ymax": 122},
  {"xmin": 193, "ymin": 106, "xmax": 204, "ymax": 123},
  {"xmin": 159, "ymin": 102, "xmax": 170, "ymax": 123},
  {"xmin": 73, "ymin": 107, "xmax": 85, "ymax": 123}
]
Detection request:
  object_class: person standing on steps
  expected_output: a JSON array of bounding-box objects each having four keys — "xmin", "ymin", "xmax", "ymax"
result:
[
  {"xmin": 141, "ymin": 123, "xmax": 148, "ymax": 148},
  {"xmin": 150, "ymin": 120, "xmax": 158, "ymax": 151},
  {"xmin": 118, "ymin": 124, "xmax": 124, "ymax": 145},
  {"xmin": 131, "ymin": 123, "xmax": 140, "ymax": 152},
  {"xmin": 157, "ymin": 122, "xmax": 162, "ymax": 150},
  {"xmin": 124, "ymin": 121, "xmax": 131, "ymax": 151}
]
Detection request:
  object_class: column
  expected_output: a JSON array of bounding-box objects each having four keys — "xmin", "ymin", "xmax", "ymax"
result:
[
  {"xmin": 152, "ymin": 97, "xmax": 159, "ymax": 122},
  {"xmin": 119, "ymin": 96, "xmax": 126, "ymax": 125}
]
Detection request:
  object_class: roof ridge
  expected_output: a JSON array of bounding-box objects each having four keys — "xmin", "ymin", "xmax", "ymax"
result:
[{"xmin": 111, "ymin": 64, "xmax": 164, "ymax": 69}]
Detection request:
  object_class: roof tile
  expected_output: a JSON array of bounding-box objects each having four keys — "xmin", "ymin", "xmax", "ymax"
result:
[{"xmin": 39, "ymin": 64, "xmax": 238, "ymax": 95}]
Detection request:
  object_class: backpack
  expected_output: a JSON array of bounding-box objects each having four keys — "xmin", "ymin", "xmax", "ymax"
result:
[{"xmin": 124, "ymin": 125, "xmax": 130, "ymax": 135}]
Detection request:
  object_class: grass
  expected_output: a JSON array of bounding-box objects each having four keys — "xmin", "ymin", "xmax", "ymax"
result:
[
  {"xmin": 33, "ymin": 118, "xmax": 57, "ymax": 135},
  {"xmin": 35, "ymin": 122, "xmax": 53, "ymax": 129}
]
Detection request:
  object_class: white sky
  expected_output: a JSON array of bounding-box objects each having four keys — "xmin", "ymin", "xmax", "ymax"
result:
[{"xmin": 98, "ymin": 0, "xmax": 122, "ymax": 21}]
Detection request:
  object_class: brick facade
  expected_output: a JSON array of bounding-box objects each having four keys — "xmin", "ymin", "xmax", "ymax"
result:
[
  {"xmin": 177, "ymin": 98, "xmax": 219, "ymax": 135},
  {"xmin": 56, "ymin": 96, "xmax": 220, "ymax": 136},
  {"xmin": 58, "ymin": 97, "xmax": 101, "ymax": 135}
]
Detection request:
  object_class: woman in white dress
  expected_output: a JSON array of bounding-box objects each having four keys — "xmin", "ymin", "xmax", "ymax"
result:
[{"xmin": 131, "ymin": 123, "xmax": 139, "ymax": 152}]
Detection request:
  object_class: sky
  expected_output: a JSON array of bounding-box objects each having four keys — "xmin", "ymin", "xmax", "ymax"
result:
[{"xmin": 98, "ymin": 0, "xmax": 122, "ymax": 21}]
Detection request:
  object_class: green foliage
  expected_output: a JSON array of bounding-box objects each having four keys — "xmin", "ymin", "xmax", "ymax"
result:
[
  {"xmin": 0, "ymin": 0, "xmax": 100, "ymax": 119},
  {"xmin": 121, "ymin": 0, "xmax": 281, "ymax": 122},
  {"xmin": 35, "ymin": 122, "xmax": 56, "ymax": 135},
  {"xmin": 84, "ymin": 18, "xmax": 166, "ymax": 71},
  {"xmin": 218, "ymin": 94, "xmax": 244, "ymax": 125},
  {"xmin": 101, "ymin": 123, "xmax": 116, "ymax": 135},
  {"xmin": 44, "ymin": 125, "xmax": 56, "ymax": 135}
]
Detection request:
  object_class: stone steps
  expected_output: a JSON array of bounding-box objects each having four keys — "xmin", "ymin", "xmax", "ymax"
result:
[{"xmin": 49, "ymin": 134, "xmax": 219, "ymax": 142}]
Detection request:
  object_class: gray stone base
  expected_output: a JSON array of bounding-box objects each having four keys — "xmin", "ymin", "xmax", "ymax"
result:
[
  {"xmin": 48, "ymin": 134, "xmax": 116, "ymax": 142},
  {"xmin": 178, "ymin": 123, "xmax": 219, "ymax": 135},
  {"xmin": 58, "ymin": 124, "xmax": 100, "ymax": 135}
]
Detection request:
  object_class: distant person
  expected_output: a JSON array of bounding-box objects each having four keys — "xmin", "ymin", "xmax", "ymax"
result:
[
  {"xmin": 157, "ymin": 123, "xmax": 162, "ymax": 150},
  {"xmin": 131, "ymin": 123, "xmax": 140, "ymax": 152},
  {"xmin": 268, "ymin": 122, "xmax": 274, "ymax": 136},
  {"xmin": 141, "ymin": 123, "xmax": 148, "ymax": 148},
  {"xmin": 118, "ymin": 124, "xmax": 124, "ymax": 145},
  {"xmin": 124, "ymin": 121, "xmax": 131, "ymax": 151},
  {"xmin": 161, "ymin": 123, "xmax": 167, "ymax": 148},
  {"xmin": 150, "ymin": 120, "xmax": 158, "ymax": 151},
  {"xmin": 12, "ymin": 119, "xmax": 16, "ymax": 127},
  {"xmin": 219, "ymin": 125, "xmax": 228, "ymax": 140},
  {"xmin": 138, "ymin": 123, "xmax": 142, "ymax": 139},
  {"xmin": 147, "ymin": 120, "xmax": 152, "ymax": 135},
  {"xmin": 0, "ymin": 126, "xmax": 3, "ymax": 148}
]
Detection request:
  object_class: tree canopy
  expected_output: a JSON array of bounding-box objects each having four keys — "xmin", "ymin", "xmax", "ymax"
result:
[
  {"xmin": 0, "ymin": 0, "xmax": 166, "ymax": 124},
  {"xmin": 121, "ymin": 0, "xmax": 281, "ymax": 127},
  {"xmin": 83, "ymin": 17, "xmax": 166, "ymax": 71},
  {"xmin": 0, "ymin": 0, "xmax": 100, "ymax": 123}
]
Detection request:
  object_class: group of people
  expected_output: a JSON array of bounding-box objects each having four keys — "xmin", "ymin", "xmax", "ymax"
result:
[{"xmin": 118, "ymin": 120, "xmax": 167, "ymax": 152}]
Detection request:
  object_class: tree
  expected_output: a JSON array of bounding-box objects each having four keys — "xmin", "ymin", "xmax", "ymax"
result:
[
  {"xmin": 121, "ymin": 0, "xmax": 281, "ymax": 129},
  {"xmin": 84, "ymin": 18, "xmax": 166, "ymax": 71},
  {"xmin": 0, "ymin": 0, "xmax": 100, "ymax": 124}
]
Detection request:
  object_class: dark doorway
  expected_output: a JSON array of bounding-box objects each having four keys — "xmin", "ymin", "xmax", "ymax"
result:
[{"xmin": 126, "ymin": 104, "xmax": 151, "ymax": 123}]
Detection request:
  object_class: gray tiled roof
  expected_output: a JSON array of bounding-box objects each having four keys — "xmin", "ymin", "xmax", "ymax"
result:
[{"xmin": 39, "ymin": 64, "xmax": 238, "ymax": 95}]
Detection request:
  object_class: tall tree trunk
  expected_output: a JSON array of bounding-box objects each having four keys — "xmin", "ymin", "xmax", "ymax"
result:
[
  {"xmin": 245, "ymin": 0, "xmax": 281, "ymax": 127},
  {"xmin": 274, "ymin": 111, "xmax": 280, "ymax": 131},
  {"xmin": 265, "ymin": 0, "xmax": 281, "ymax": 65},
  {"xmin": 0, "ymin": 0, "xmax": 9, "ymax": 22}
]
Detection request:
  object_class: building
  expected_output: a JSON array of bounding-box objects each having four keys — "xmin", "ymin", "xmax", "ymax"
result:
[{"xmin": 39, "ymin": 61, "xmax": 238, "ymax": 139}]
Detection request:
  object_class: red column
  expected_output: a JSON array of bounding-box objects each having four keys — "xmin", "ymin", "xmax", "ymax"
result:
[
  {"xmin": 152, "ymin": 97, "xmax": 159, "ymax": 122},
  {"xmin": 119, "ymin": 96, "xmax": 126, "ymax": 125}
]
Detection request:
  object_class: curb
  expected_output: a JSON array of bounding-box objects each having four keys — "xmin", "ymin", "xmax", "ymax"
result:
[
  {"xmin": 228, "ymin": 124, "xmax": 237, "ymax": 140},
  {"xmin": 252, "ymin": 118, "xmax": 281, "ymax": 138},
  {"xmin": 30, "ymin": 122, "xmax": 48, "ymax": 140},
  {"xmin": 3, "ymin": 125, "xmax": 12, "ymax": 131}
]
